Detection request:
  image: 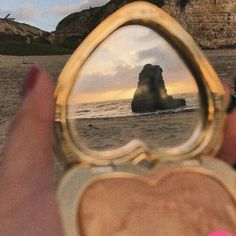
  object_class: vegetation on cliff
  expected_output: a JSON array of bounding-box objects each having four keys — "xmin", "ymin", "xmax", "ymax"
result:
[
  {"xmin": 0, "ymin": 41, "xmax": 72, "ymax": 56},
  {"xmin": 0, "ymin": 19, "xmax": 71, "ymax": 55}
]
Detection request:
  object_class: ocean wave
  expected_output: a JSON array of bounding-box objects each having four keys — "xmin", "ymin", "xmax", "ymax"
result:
[
  {"xmin": 77, "ymin": 109, "xmax": 91, "ymax": 113},
  {"xmin": 69, "ymin": 107, "xmax": 198, "ymax": 119},
  {"xmin": 68, "ymin": 95, "xmax": 199, "ymax": 119}
]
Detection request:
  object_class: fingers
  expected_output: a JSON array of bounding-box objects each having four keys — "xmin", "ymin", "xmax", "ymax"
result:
[
  {"xmin": 221, "ymin": 81, "xmax": 231, "ymax": 111},
  {"xmin": 217, "ymin": 81, "xmax": 236, "ymax": 165},
  {"xmin": 1, "ymin": 66, "xmax": 55, "ymax": 190},
  {"xmin": 0, "ymin": 66, "xmax": 63, "ymax": 235},
  {"xmin": 218, "ymin": 109, "xmax": 236, "ymax": 165}
]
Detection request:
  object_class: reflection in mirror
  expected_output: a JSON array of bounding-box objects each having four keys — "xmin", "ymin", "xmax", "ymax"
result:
[{"xmin": 67, "ymin": 25, "xmax": 200, "ymax": 151}]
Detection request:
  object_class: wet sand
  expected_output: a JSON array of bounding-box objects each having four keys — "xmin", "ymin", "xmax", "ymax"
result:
[{"xmin": 72, "ymin": 110, "xmax": 200, "ymax": 151}]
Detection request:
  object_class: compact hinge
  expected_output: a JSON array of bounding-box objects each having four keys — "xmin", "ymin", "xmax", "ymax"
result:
[{"xmin": 91, "ymin": 165, "xmax": 115, "ymax": 174}]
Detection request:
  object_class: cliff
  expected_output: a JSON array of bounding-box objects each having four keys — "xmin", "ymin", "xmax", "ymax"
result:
[
  {"xmin": 55, "ymin": 0, "xmax": 236, "ymax": 49},
  {"xmin": 55, "ymin": 0, "xmax": 164, "ymax": 48},
  {"xmin": 163, "ymin": 0, "xmax": 236, "ymax": 49},
  {"xmin": 1, "ymin": 0, "xmax": 235, "ymax": 53},
  {"xmin": 0, "ymin": 20, "xmax": 72, "ymax": 55},
  {"xmin": 0, "ymin": 19, "xmax": 49, "ymax": 43}
]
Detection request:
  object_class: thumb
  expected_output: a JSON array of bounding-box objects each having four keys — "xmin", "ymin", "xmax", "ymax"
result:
[
  {"xmin": 1, "ymin": 65, "xmax": 55, "ymax": 188},
  {"xmin": 0, "ymin": 66, "xmax": 63, "ymax": 236}
]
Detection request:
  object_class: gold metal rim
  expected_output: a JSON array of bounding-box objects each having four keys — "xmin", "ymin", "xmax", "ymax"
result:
[{"xmin": 54, "ymin": 1, "xmax": 225, "ymax": 165}]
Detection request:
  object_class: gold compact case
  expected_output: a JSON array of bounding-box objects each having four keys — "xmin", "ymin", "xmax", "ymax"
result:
[{"xmin": 54, "ymin": 1, "xmax": 236, "ymax": 235}]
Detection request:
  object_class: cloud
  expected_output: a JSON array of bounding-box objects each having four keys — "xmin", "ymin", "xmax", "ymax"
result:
[
  {"xmin": 44, "ymin": 4, "xmax": 80, "ymax": 17},
  {"xmin": 78, "ymin": 0, "xmax": 110, "ymax": 10},
  {"xmin": 0, "ymin": 4, "xmax": 38, "ymax": 21},
  {"xmin": 137, "ymin": 46, "xmax": 187, "ymax": 76},
  {"xmin": 77, "ymin": 64, "xmax": 142, "ymax": 94},
  {"xmin": 14, "ymin": 4, "xmax": 38, "ymax": 21},
  {"xmin": 44, "ymin": 0, "xmax": 110, "ymax": 17}
]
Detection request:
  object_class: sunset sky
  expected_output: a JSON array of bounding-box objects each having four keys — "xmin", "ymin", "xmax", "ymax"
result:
[
  {"xmin": 0, "ymin": 0, "xmax": 110, "ymax": 31},
  {"xmin": 69, "ymin": 25, "xmax": 198, "ymax": 104}
]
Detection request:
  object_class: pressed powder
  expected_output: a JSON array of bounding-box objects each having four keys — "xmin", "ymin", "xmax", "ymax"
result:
[{"xmin": 79, "ymin": 173, "xmax": 236, "ymax": 236}]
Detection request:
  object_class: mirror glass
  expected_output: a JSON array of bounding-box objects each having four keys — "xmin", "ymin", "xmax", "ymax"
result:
[{"xmin": 67, "ymin": 25, "xmax": 201, "ymax": 151}]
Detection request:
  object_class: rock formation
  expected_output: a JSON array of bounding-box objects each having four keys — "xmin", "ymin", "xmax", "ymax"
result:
[
  {"xmin": 131, "ymin": 64, "xmax": 186, "ymax": 113},
  {"xmin": 163, "ymin": 0, "xmax": 236, "ymax": 49},
  {"xmin": 54, "ymin": 0, "xmax": 164, "ymax": 48},
  {"xmin": 55, "ymin": 0, "xmax": 236, "ymax": 50},
  {"xmin": 1, "ymin": 0, "xmax": 235, "ymax": 52},
  {"xmin": 0, "ymin": 19, "xmax": 49, "ymax": 43}
]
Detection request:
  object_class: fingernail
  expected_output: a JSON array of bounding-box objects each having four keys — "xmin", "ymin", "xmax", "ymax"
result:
[
  {"xmin": 22, "ymin": 65, "xmax": 40, "ymax": 96},
  {"xmin": 227, "ymin": 95, "xmax": 236, "ymax": 113},
  {"xmin": 208, "ymin": 230, "xmax": 233, "ymax": 236}
]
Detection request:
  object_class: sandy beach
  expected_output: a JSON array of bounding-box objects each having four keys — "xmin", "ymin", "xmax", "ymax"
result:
[
  {"xmin": 0, "ymin": 49, "xmax": 235, "ymax": 162},
  {"xmin": 0, "ymin": 55, "xmax": 69, "ymax": 155},
  {"xmin": 0, "ymin": 54, "xmax": 70, "ymax": 179},
  {"xmin": 73, "ymin": 110, "xmax": 199, "ymax": 151}
]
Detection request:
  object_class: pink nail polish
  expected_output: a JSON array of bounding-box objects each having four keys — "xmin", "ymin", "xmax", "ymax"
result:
[
  {"xmin": 22, "ymin": 65, "xmax": 40, "ymax": 96},
  {"xmin": 208, "ymin": 230, "xmax": 234, "ymax": 236}
]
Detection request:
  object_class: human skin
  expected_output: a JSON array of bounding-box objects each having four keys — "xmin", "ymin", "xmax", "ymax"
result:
[
  {"xmin": 217, "ymin": 83, "xmax": 236, "ymax": 165},
  {"xmin": 0, "ymin": 66, "xmax": 64, "ymax": 236},
  {"xmin": 0, "ymin": 66, "xmax": 235, "ymax": 236}
]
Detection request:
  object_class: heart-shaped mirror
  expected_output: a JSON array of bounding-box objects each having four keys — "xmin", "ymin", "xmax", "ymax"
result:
[
  {"xmin": 55, "ymin": 2, "xmax": 234, "ymax": 236},
  {"xmin": 54, "ymin": 1, "xmax": 225, "ymax": 165},
  {"xmin": 67, "ymin": 25, "xmax": 200, "ymax": 152}
]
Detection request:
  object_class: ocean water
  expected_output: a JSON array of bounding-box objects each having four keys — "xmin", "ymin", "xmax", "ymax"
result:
[
  {"xmin": 69, "ymin": 93, "xmax": 199, "ymax": 119},
  {"xmin": 65, "ymin": 93, "xmax": 200, "ymax": 149}
]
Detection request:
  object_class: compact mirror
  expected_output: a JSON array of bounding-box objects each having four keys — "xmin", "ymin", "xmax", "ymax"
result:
[
  {"xmin": 55, "ymin": 3, "xmax": 232, "ymax": 236},
  {"xmin": 55, "ymin": 1, "xmax": 225, "ymax": 165},
  {"xmin": 67, "ymin": 25, "xmax": 200, "ymax": 151}
]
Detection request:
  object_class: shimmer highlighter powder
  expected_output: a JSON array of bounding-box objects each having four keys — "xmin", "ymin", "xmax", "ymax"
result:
[{"xmin": 79, "ymin": 173, "xmax": 236, "ymax": 236}]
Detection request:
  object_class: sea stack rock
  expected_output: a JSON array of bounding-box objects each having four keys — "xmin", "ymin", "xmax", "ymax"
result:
[{"xmin": 131, "ymin": 64, "xmax": 186, "ymax": 113}]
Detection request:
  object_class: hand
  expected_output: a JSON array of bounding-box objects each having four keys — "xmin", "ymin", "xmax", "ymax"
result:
[
  {"xmin": 217, "ymin": 83, "xmax": 236, "ymax": 166},
  {"xmin": 0, "ymin": 66, "xmax": 235, "ymax": 236},
  {"xmin": 0, "ymin": 66, "xmax": 63, "ymax": 236}
]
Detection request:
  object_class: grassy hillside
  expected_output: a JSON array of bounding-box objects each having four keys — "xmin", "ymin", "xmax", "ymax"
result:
[{"xmin": 0, "ymin": 41, "xmax": 72, "ymax": 56}]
